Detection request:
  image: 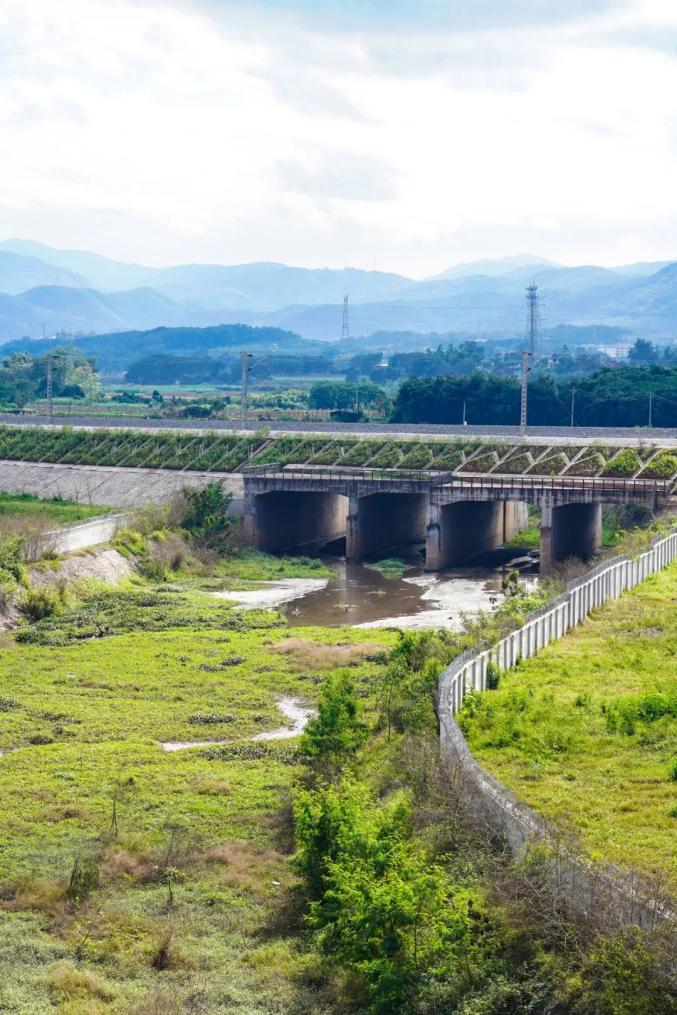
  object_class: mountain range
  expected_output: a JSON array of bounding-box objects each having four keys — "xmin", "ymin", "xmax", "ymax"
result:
[{"xmin": 0, "ymin": 239, "xmax": 676, "ymax": 344}]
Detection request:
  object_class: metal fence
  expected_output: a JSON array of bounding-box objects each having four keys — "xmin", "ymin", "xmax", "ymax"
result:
[{"xmin": 439, "ymin": 527, "xmax": 677, "ymax": 716}]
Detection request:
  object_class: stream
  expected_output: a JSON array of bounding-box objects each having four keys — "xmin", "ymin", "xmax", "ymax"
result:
[{"xmin": 220, "ymin": 546, "xmax": 539, "ymax": 629}]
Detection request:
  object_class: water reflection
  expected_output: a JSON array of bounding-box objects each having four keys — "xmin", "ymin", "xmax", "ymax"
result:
[{"xmin": 283, "ymin": 547, "xmax": 539, "ymax": 629}]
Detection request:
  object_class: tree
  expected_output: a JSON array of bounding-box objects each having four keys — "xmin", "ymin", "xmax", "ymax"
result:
[
  {"xmin": 299, "ymin": 674, "xmax": 366, "ymax": 776},
  {"xmin": 628, "ymin": 338, "xmax": 659, "ymax": 364}
]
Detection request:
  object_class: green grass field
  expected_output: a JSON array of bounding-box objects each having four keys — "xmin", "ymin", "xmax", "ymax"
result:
[
  {"xmin": 0, "ymin": 492, "xmax": 110, "ymax": 525},
  {"xmin": 0, "ymin": 577, "xmax": 394, "ymax": 1013},
  {"xmin": 2, "ymin": 544, "xmax": 548, "ymax": 1011},
  {"xmin": 459, "ymin": 563, "xmax": 677, "ymax": 890}
]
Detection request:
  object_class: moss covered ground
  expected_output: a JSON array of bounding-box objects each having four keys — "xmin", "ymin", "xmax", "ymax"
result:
[
  {"xmin": 0, "ymin": 578, "xmax": 395, "ymax": 1013},
  {"xmin": 459, "ymin": 564, "xmax": 677, "ymax": 890}
]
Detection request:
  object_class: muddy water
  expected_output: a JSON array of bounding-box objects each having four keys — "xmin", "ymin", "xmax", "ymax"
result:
[{"xmin": 223, "ymin": 547, "xmax": 539, "ymax": 630}]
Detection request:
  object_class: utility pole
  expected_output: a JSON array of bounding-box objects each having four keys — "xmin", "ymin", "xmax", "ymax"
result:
[
  {"xmin": 519, "ymin": 348, "xmax": 530, "ymax": 432},
  {"xmin": 649, "ymin": 391, "xmax": 653, "ymax": 427},
  {"xmin": 240, "ymin": 351, "xmax": 265, "ymax": 426},
  {"xmin": 341, "ymin": 294, "xmax": 350, "ymax": 342},
  {"xmin": 46, "ymin": 353, "xmax": 56, "ymax": 424},
  {"xmin": 570, "ymin": 384, "xmax": 575, "ymax": 428},
  {"xmin": 240, "ymin": 352, "xmax": 252, "ymax": 426},
  {"xmin": 462, "ymin": 400, "xmax": 467, "ymax": 425}
]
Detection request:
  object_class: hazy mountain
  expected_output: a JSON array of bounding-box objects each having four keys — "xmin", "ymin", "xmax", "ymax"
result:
[
  {"xmin": 0, "ymin": 240, "xmax": 410, "ymax": 310},
  {"xmin": 1, "ymin": 239, "xmax": 677, "ymax": 343},
  {"xmin": 0, "ymin": 239, "xmax": 155, "ymax": 291},
  {"xmin": 0, "ymin": 251, "xmax": 87, "ymax": 294},
  {"xmin": 429, "ymin": 254, "xmax": 559, "ymax": 281},
  {"xmin": 0, "ymin": 285, "xmax": 199, "ymax": 339}
]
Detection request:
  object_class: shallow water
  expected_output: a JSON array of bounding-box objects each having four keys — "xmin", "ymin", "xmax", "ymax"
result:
[
  {"xmin": 219, "ymin": 546, "xmax": 539, "ymax": 629},
  {"xmin": 160, "ymin": 696, "xmax": 315, "ymax": 752}
]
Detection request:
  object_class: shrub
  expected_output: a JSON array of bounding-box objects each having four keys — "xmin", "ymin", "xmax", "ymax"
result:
[
  {"xmin": 643, "ymin": 452, "xmax": 677, "ymax": 479},
  {"xmin": 67, "ymin": 852, "xmax": 100, "ymax": 905},
  {"xmin": 298, "ymin": 674, "xmax": 367, "ymax": 775},
  {"xmin": 604, "ymin": 448, "xmax": 640, "ymax": 477},
  {"xmin": 485, "ymin": 661, "xmax": 501, "ymax": 690},
  {"xmin": 17, "ymin": 585, "xmax": 64, "ymax": 622}
]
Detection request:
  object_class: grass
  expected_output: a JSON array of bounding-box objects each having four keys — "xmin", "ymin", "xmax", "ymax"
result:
[
  {"xmin": 0, "ymin": 576, "xmax": 395, "ymax": 1013},
  {"xmin": 458, "ymin": 563, "xmax": 677, "ymax": 890},
  {"xmin": 214, "ymin": 549, "xmax": 335, "ymax": 581},
  {"xmin": 364, "ymin": 558, "xmax": 408, "ymax": 578},
  {"xmin": 0, "ymin": 492, "xmax": 110, "ymax": 524}
]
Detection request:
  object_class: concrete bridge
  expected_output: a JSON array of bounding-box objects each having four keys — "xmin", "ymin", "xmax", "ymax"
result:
[{"xmin": 242, "ymin": 464, "xmax": 671, "ymax": 570}]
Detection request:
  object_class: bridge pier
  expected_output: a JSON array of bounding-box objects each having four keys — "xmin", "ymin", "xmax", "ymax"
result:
[
  {"xmin": 245, "ymin": 490, "xmax": 348, "ymax": 553},
  {"xmin": 540, "ymin": 501, "xmax": 602, "ymax": 570},
  {"xmin": 346, "ymin": 491, "xmax": 427, "ymax": 560},
  {"xmin": 426, "ymin": 500, "xmax": 527, "ymax": 570}
]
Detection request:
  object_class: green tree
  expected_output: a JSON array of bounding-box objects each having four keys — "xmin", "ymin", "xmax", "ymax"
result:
[{"xmin": 299, "ymin": 674, "xmax": 366, "ymax": 775}]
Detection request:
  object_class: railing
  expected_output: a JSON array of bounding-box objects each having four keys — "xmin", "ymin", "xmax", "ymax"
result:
[
  {"xmin": 452, "ymin": 474, "xmax": 671, "ymax": 498},
  {"xmin": 439, "ymin": 527, "xmax": 677, "ymax": 717},
  {"xmin": 241, "ymin": 463, "xmax": 455, "ymax": 485},
  {"xmin": 241, "ymin": 464, "xmax": 671, "ymax": 499}
]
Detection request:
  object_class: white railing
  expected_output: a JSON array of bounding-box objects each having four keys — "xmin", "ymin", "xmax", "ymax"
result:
[{"xmin": 440, "ymin": 528, "xmax": 677, "ymax": 716}]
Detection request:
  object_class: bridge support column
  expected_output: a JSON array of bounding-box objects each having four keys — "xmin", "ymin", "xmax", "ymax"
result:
[
  {"xmin": 425, "ymin": 500, "xmax": 508, "ymax": 570},
  {"xmin": 503, "ymin": 501, "xmax": 529, "ymax": 542},
  {"xmin": 247, "ymin": 490, "xmax": 348, "ymax": 553},
  {"xmin": 540, "ymin": 501, "xmax": 602, "ymax": 570},
  {"xmin": 346, "ymin": 492, "xmax": 427, "ymax": 560}
]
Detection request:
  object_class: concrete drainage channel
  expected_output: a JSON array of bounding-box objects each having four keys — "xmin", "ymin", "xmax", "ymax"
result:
[{"xmin": 160, "ymin": 697, "xmax": 314, "ymax": 753}]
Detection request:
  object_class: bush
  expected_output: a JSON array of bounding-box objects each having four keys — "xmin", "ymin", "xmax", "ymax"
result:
[{"xmin": 17, "ymin": 585, "xmax": 65, "ymax": 622}]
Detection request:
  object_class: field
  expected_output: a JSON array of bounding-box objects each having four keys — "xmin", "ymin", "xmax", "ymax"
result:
[
  {"xmin": 0, "ymin": 492, "xmax": 109, "ymax": 526},
  {"xmin": 0, "ymin": 577, "xmax": 395, "ymax": 1013},
  {"xmin": 459, "ymin": 563, "xmax": 677, "ymax": 890}
]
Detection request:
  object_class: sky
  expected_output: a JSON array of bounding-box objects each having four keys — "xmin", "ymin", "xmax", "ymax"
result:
[{"xmin": 2, "ymin": 0, "xmax": 677, "ymax": 277}]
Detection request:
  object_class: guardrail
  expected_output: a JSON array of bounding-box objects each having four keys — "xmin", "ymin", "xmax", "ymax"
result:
[
  {"xmin": 452, "ymin": 474, "xmax": 671, "ymax": 498},
  {"xmin": 439, "ymin": 527, "xmax": 677, "ymax": 716},
  {"xmin": 241, "ymin": 463, "xmax": 456, "ymax": 484},
  {"xmin": 241, "ymin": 464, "xmax": 671, "ymax": 499}
]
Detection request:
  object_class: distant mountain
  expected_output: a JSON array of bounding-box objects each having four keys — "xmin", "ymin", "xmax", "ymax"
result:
[
  {"xmin": 0, "ymin": 240, "xmax": 410, "ymax": 311},
  {"xmin": 0, "ymin": 285, "xmax": 200, "ymax": 340},
  {"xmin": 429, "ymin": 254, "xmax": 559, "ymax": 281},
  {"xmin": 0, "ymin": 251, "xmax": 87, "ymax": 294},
  {"xmin": 0, "ymin": 239, "xmax": 155, "ymax": 291},
  {"xmin": 1, "ymin": 238, "xmax": 677, "ymax": 344}
]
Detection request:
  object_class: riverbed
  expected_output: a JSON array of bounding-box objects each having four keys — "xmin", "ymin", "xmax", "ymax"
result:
[{"xmin": 219, "ymin": 547, "xmax": 539, "ymax": 629}]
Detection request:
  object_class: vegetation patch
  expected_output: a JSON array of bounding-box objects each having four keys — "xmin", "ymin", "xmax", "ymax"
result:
[{"xmin": 459, "ymin": 564, "xmax": 677, "ymax": 889}]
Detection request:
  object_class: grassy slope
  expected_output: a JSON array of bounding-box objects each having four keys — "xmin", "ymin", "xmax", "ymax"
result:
[
  {"xmin": 459, "ymin": 564, "xmax": 677, "ymax": 889},
  {"xmin": 0, "ymin": 599, "xmax": 394, "ymax": 1013},
  {"xmin": 0, "ymin": 492, "xmax": 110, "ymax": 524}
]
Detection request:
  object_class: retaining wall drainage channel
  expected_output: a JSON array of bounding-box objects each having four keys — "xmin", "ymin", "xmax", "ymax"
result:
[{"xmin": 438, "ymin": 528, "xmax": 677, "ymax": 931}]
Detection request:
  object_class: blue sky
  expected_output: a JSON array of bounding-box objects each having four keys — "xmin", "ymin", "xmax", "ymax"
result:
[{"xmin": 1, "ymin": 0, "xmax": 677, "ymax": 275}]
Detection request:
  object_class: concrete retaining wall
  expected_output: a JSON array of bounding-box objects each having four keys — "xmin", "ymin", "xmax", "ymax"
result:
[
  {"xmin": 438, "ymin": 528, "xmax": 677, "ymax": 928},
  {"xmin": 22, "ymin": 513, "xmax": 126, "ymax": 562},
  {"xmin": 0, "ymin": 460, "xmax": 244, "ymax": 510}
]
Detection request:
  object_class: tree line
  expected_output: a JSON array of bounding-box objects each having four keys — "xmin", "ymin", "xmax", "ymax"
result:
[{"xmin": 390, "ymin": 366, "xmax": 677, "ymax": 428}]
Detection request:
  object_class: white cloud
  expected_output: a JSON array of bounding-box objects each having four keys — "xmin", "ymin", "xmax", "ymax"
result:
[{"xmin": 1, "ymin": 0, "xmax": 677, "ymax": 275}]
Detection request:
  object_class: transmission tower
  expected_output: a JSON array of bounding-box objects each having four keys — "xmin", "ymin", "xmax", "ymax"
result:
[
  {"xmin": 341, "ymin": 294, "xmax": 350, "ymax": 341},
  {"xmin": 525, "ymin": 282, "xmax": 540, "ymax": 354},
  {"xmin": 520, "ymin": 283, "xmax": 541, "ymax": 431}
]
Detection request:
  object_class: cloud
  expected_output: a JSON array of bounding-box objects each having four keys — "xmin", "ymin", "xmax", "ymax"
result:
[
  {"xmin": 2, "ymin": 0, "xmax": 677, "ymax": 278},
  {"xmin": 278, "ymin": 152, "xmax": 397, "ymax": 202}
]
